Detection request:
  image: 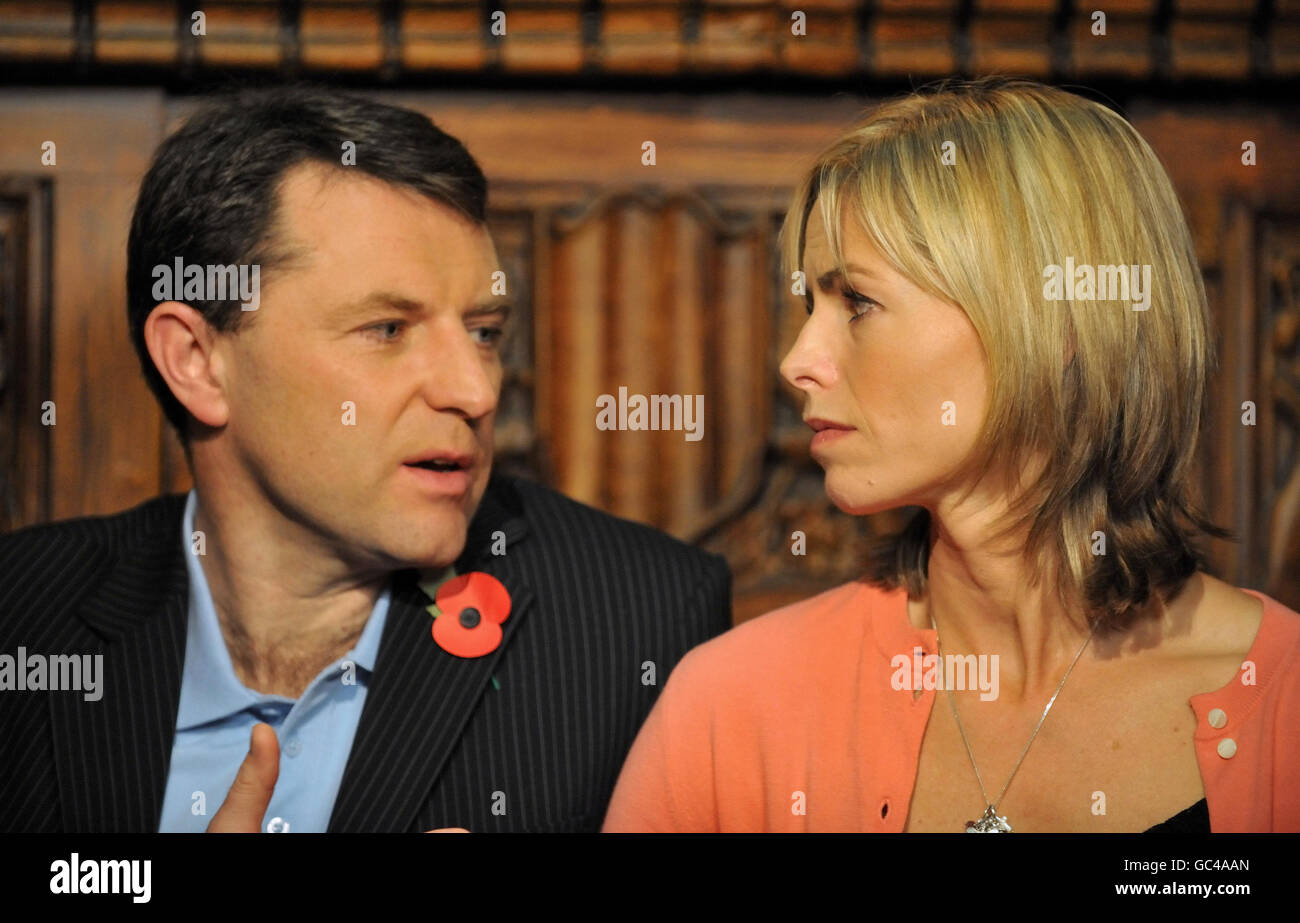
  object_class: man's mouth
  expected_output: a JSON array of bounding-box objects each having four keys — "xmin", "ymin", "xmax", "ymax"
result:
[
  {"xmin": 401, "ymin": 453, "xmax": 476, "ymax": 497},
  {"xmin": 402, "ymin": 452, "xmax": 474, "ymax": 472},
  {"xmin": 405, "ymin": 459, "xmax": 466, "ymax": 472}
]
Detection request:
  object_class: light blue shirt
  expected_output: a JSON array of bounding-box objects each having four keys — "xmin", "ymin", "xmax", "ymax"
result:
[{"xmin": 158, "ymin": 490, "xmax": 391, "ymax": 832}]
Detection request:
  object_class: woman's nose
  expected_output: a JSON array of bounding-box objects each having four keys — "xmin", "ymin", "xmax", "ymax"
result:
[{"xmin": 780, "ymin": 318, "xmax": 836, "ymax": 392}]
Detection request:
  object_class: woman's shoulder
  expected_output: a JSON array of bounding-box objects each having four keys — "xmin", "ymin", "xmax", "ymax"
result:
[
  {"xmin": 1185, "ymin": 577, "xmax": 1300, "ymax": 721},
  {"xmin": 666, "ymin": 577, "xmax": 900, "ymax": 695},
  {"xmin": 1199, "ymin": 576, "xmax": 1300, "ymax": 656},
  {"xmin": 1233, "ymin": 583, "xmax": 1300, "ymax": 686},
  {"xmin": 1235, "ymin": 582, "xmax": 1300, "ymax": 627}
]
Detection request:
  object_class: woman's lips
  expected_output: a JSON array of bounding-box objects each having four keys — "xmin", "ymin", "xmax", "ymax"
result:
[
  {"xmin": 805, "ymin": 418, "xmax": 855, "ymax": 451},
  {"xmin": 810, "ymin": 427, "xmax": 853, "ymax": 449}
]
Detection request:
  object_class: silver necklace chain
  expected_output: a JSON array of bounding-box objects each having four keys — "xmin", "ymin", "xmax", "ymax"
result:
[{"xmin": 931, "ymin": 607, "xmax": 1097, "ymax": 820}]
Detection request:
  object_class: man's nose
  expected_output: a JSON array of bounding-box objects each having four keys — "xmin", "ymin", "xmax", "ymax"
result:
[
  {"xmin": 422, "ymin": 327, "xmax": 498, "ymax": 420},
  {"xmin": 779, "ymin": 313, "xmax": 837, "ymax": 393}
]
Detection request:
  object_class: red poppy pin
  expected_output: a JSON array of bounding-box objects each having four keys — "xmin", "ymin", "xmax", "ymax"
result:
[{"xmin": 419, "ymin": 568, "xmax": 512, "ymax": 659}]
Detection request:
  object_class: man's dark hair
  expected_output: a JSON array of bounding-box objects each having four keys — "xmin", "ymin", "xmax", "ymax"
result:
[{"xmin": 126, "ymin": 84, "xmax": 488, "ymax": 442}]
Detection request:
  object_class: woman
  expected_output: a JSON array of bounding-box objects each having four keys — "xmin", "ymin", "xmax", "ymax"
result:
[{"xmin": 601, "ymin": 77, "xmax": 1300, "ymax": 832}]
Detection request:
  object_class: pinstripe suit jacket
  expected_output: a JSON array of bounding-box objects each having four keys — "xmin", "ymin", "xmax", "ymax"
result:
[{"xmin": 0, "ymin": 474, "xmax": 732, "ymax": 832}]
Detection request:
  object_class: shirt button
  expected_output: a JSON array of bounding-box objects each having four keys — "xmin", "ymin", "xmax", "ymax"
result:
[
  {"xmin": 284, "ymin": 738, "xmax": 302, "ymax": 757},
  {"xmin": 1217, "ymin": 738, "xmax": 1237, "ymax": 759},
  {"xmin": 1207, "ymin": 708, "xmax": 1227, "ymax": 729}
]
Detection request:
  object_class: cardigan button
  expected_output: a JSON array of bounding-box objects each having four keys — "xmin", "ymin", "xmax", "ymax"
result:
[
  {"xmin": 1207, "ymin": 708, "xmax": 1227, "ymax": 729},
  {"xmin": 1217, "ymin": 738, "xmax": 1237, "ymax": 759}
]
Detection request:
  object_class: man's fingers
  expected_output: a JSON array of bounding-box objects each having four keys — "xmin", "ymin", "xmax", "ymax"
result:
[
  {"xmin": 206, "ymin": 723, "xmax": 281, "ymax": 833},
  {"xmin": 425, "ymin": 828, "xmax": 469, "ymax": 833}
]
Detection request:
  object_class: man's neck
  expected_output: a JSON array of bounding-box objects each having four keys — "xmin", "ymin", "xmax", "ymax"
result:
[{"xmin": 190, "ymin": 490, "xmax": 387, "ymax": 698}]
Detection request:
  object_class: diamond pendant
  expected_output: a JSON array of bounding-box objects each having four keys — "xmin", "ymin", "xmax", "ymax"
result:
[{"xmin": 965, "ymin": 806, "xmax": 1012, "ymax": 832}]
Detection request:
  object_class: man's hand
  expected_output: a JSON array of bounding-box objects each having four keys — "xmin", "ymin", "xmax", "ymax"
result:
[
  {"xmin": 207, "ymin": 722, "xmax": 280, "ymax": 833},
  {"xmin": 204, "ymin": 721, "xmax": 468, "ymax": 832}
]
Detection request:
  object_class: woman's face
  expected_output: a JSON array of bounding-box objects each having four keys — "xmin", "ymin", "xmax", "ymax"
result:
[{"xmin": 779, "ymin": 203, "xmax": 991, "ymax": 516}]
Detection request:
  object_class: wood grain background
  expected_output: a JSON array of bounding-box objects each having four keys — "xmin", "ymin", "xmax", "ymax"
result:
[{"xmin": 1, "ymin": 1, "xmax": 1297, "ymax": 620}]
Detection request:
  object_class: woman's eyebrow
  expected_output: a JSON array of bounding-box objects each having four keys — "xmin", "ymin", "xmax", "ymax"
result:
[
  {"xmin": 815, "ymin": 269, "xmax": 843, "ymax": 291},
  {"xmin": 816, "ymin": 263, "xmax": 884, "ymax": 291}
]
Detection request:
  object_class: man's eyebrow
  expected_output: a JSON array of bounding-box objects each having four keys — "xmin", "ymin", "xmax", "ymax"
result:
[
  {"xmin": 464, "ymin": 298, "xmax": 513, "ymax": 319},
  {"xmin": 332, "ymin": 292, "xmax": 513, "ymax": 320},
  {"xmin": 333, "ymin": 292, "xmax": 425, "ymax": 319}
]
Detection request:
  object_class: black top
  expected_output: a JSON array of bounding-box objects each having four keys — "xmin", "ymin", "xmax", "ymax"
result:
[{"xmin": 1143, "ymin": 798, "xmax": 1210, "ymax": 832}]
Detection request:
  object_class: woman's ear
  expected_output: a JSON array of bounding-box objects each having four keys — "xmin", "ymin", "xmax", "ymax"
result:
[{"xmin": 143, "ymin": 302, "xmax": 231, "ymax": 430}]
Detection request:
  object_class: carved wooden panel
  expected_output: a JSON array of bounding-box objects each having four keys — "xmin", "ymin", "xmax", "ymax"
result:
[
  {"xmin": 1, "ymin": 1, "xmax": 1294, "ymax": 82},
  {"xmin": 1194, "ymin": 202, "xmax": 1300, "ymax": 612},
  {"xmin": 3, "ymin": 88, "xmax": 1298, "ymax": 624},
  {"xmin": 0, "ymin": 91, "xmax": 168, "ymax": 522},
  {"xmin": 485, "ymin": 181, "xmax": 906, "ymax": 621},
  {"xmin": 1259, "ymin": 214, "xmax": 1300, "ymax": 606},
  {"xmin": 0, "ymin": 177, "xmax": 52, "ymax": 532},
  {"xmin": 485, "ymin": 175, "xmax": 1300, "ymax": 620},
  {"xmin": 478, "ymin": 203, "xmax": 542, "ymax": 482},
  {"xmin": 489, "ymin": 184, "xmax": 776, "ymax": 535}
]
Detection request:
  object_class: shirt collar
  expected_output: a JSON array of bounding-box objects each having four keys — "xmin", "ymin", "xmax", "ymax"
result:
[{"xmin": 174, "ymin": 489, "xmax": 391, "ymax": 730}]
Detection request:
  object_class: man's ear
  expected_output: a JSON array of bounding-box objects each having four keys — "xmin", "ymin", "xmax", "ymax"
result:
[{"xmin": 143, "ymin": 302, "xmax": 230, "ymax": 430}]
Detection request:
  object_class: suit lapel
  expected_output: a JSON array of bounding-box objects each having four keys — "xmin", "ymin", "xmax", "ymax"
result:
[
  {"xmin": 49, "ymin": 514, "xmax": 189, "ymax": 832},
  {"xmin": 41, "ymin": 482, "xmax": 532, "ymax": 833},
  {"xmin": 328, "ymin": 478, "xmax": 534, "ymax": 832}
]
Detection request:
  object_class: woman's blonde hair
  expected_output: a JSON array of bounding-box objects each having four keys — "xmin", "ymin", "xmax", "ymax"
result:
[{"xmin": 780, "ymin": 76, "xmax": 1230, "ymax": 631}]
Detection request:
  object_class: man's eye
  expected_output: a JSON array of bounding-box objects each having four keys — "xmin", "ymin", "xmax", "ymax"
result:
[
  {"xmin": 365, "ymin": 320, "xmax": 406, "ymax": 341},
  {"xmin": 472, "ymin": 326, "xmax": 505, "ymax": 347}
]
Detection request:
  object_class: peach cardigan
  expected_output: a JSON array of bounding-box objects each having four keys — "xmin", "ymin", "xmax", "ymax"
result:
[{"xmin": 602, "ymin": 579, "xmax": 1300, "ymax": 832}]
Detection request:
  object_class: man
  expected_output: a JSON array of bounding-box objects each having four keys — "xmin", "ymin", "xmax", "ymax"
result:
[{"xmin": 0, "ymin": 86, "xmax": 731, "ymax": 832}]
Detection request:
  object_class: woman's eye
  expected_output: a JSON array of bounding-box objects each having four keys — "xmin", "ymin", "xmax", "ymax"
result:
[{"xmin": 843, "ymin": 288, "xmax": 880, "ymax": 321}]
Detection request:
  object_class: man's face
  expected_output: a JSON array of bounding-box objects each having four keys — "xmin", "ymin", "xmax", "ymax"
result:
[{"xmin": 214, "ymin": 162, "xmax": 505, "ymax": 571}]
